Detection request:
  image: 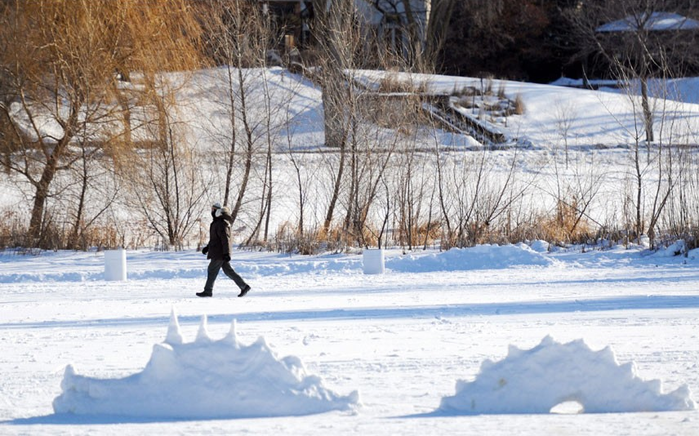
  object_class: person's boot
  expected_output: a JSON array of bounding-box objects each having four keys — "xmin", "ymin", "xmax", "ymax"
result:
[
  {"xmin": 238, "ymin": 285, "xmax": 251, "ymax": 297},
  {"xmin": 196, "ymin": 290, "xmax": 212, "ymax": 297}
]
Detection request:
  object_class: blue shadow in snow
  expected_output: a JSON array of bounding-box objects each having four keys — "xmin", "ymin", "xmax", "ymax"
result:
[
  {"xmin": 3, "ymin": 412, "xmax": 288, "ymax": 425},
  {"xmin": 1, "ymin": 294, "xmax": 699, "ymax": 331}
]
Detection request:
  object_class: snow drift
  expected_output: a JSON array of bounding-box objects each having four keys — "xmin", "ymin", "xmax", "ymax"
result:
[
  {"xmin": 439, "ymin": 336, "xmax": 695, "ymax": 415},
  {"xmin": 53, "ymin": 310, "xmax": 360, "ymax": 419},
  {"xmin": 387, "ymin": 244, "xmax": 557, "ymax": 272}
]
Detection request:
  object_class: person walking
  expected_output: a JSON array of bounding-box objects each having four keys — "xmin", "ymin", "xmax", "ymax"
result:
[{"xmin": 197, "ymin": 202, "xmax": 251, "ymax": 298}]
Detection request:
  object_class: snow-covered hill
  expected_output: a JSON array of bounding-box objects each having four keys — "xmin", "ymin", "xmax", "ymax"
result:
[{"xmin": 3, "ymin": 68, "xmax": 699, "ymax": 250}]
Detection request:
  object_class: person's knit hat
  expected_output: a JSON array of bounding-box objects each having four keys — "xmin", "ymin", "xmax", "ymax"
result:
[
  {"xmin": 215, "ymin": 205, "xmax": 230, "ymax": 218},
  {"xmin": 212, "ymin": 202, "xmax": 222, "ymax": 210}
]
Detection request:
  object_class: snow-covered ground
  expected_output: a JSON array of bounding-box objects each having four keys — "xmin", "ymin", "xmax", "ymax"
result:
[
  {"xmin": 3, "ymin": 66, "xmax": 699, "ymax": 434},
  {"xmin": 2, "ymin": 244, "xmax": 699, "ymax": 434}
]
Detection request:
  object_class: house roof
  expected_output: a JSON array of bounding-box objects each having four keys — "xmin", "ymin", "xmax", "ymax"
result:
[{"xmin": 596, "ymin": 12, "xmax": 699, "ymax": 32}]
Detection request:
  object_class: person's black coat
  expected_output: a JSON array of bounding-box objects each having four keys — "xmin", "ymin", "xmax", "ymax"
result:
[{"xmin": 206, "ymin": 211, "xmax": 232, "ymax": 261}]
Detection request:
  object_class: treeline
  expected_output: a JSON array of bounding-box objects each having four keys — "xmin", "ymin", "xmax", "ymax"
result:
[
  {"xmin": 439, "ymin": 0, "xmax": 699, "ymax": 82},
  {"xmin": 1, "ymin": 0, "xmax": 698, "ymax": 253}
]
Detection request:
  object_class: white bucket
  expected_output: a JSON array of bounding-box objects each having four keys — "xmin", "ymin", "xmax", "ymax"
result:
[
  {"xmin": 104, "ymin": 248, "xmax": 127, "ymax": 281},
  {"xmin": 362, "ymin": 248, "xmax": 385, "ymax": 274}
]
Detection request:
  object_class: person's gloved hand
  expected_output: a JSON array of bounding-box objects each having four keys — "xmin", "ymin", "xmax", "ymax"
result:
[
  {"xmin": 202, "ymin": 246, "xmax": 208, "ymax": 255},
  {"xmin": 223, "ymin": 254, "xmax": 231, "ymax": 262}
]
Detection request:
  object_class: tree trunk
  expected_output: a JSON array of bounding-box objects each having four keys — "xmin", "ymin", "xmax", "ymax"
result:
[
  {"xmin": 322, "ymin": 88, "xmax": 348, "ymax": 148},
  {"xmin": 323, "ymin": 144, "xmax": 346, "ymax": 233},
  {"xmin": 634, "ymin": 142, "xmax": 644, "ymax": 240},
  {"xmin": 314, "ymin": 0, "xmax": 349, "ymax": 149},
  {"xmin": 223, "ymin": 64, "xmax": 238, "ymax": 206},
  {"xmin": 263, "ymin": 141, "xmax": 273, "ymax": 242},
  {"xmin": 28, "ymin": 175, "xmax": 51, "ymax": 245},
  {"xmin": 640, "ymin": 75, "xmax": 654, "ymax": 143},
  {"xmin": 28, "ymin": 135, "xmax": 70, "ymax": 245},
  {"xmin": 425, "ymin": 0, "xmax": 456, "ymax": 69},
  {"xmin": 230, "ymin": 68, "xmax": 254, "ymax": 224},
  {"xmin": 115, "ymin": 86, "xmax": 132, "ymax": 145},
  {"xmin": 68, "ymin": 147, "xmax": 90, "ymax": 249}
]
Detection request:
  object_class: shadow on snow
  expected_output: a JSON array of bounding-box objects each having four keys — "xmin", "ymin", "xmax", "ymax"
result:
[
  {"xmin": 1, "ymin": 294, "xmax": 698, "ymax": 330},
  {"xmin": 3, "ymin": 413, "xmax": 286, "ymax": 425}
]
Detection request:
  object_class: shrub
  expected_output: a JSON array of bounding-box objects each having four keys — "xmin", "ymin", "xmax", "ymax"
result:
[
  {"xmin": 540, "ymin": 200, "xmax": 592, "ymax": 245},
  {"xmin": 271, "ymin": 222, "xmax": 351, "ymax": 255},
  {"xmin": 378, "ymin": 74, "xmax": 428, "ymax": 94},
  {"xmin": 497, "ymin": 82, "xmax": 507, "ymax": 99},
  {"xmin": 483, "ymin": 76, "xmax": 494, "ymax": 95},
  {"xmin": 0, "ymin": 209, "xmax": 27, "ymax": 249}
]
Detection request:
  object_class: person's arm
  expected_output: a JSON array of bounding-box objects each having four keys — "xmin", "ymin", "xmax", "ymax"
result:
[{"xmin": 218, "ymin": 223, "xmax": 231, "ymax": 260}]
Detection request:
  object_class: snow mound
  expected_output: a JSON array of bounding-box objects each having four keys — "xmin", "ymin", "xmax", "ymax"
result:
[
  {"xmin": 527, "ymin": 240, "xmax": 550, "ymax": 253},
  {"xmin": 53, "ymin": 309, "xmax": 360, "ymax": 419},
  {"xmin": 652, "ymin": 240, "xmax": 687, "ymax": 257},
  {"xmin": 439, "ymin": 336, "xmax": 695, "ymax": 415},
  {"xmin": 387, "ymin": 244, "xmax": 557, "ymax": 272}
]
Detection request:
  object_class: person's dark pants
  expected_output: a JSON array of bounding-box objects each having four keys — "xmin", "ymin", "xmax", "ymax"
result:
[{"xmin": 204, "ymin": 259, "xmax": 247, "ymax": 293}]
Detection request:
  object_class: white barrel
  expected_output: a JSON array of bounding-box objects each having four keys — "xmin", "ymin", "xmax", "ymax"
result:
[
  {"xmin": 104, "ymin": 248, "xmax": 127, "ymax": 281},
  {"xmin": 362, "ymin": 249, "xmax": 385, "ymax": 274}
]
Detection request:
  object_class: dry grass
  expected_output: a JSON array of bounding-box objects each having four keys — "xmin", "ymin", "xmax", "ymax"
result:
[
  {"xmin": 0, "ymin": 209, "xmax": 26, "ymax": 249},
  {"xmin": 272, "ymin": 222, "xmax": 352, "ymax": 255},
  {"xmin": 378, "ymin": 74, "xmax": 429, "ymax": 94},
  {"xmin": 514, "ymin": 94, "xmax": 525, "ymax": 115},
  {"xmin": 451, "ymin": 85, "xmax": 477, "ymax": 98},
  {"xmin": 0, "ymin": 206, "xmax": 157, "ymax": 250},
  {"xmin": 497, "ymin": 82, "xmax": 507, "ymax": 99},
  {"xmin": 483, "ymin": 76, "xmax": 494, "ymax": 95},
  {"xmin": 539, "ymin": 200, "xmax": 592, "ymax": 245}
]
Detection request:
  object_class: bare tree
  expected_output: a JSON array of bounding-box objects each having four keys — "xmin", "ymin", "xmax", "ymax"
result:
[
  {"xmin": 545, "ymin": 150, "xmax": 606, "ymax": 244},
  {"xmin": 125, "ymin": 78, "xmax": 209, "ymax": 250},
  {"xmin": 563, "ymin": 0, "xmax": 698, "ymax": 246},
  {"xmin": 394, "ymin": 144, "xmax": 430, "ymax": 250},
  {"xmin": 366, "ymin": 0, "xmax": 456, "ymax": 71},
  {"xmin": 342, "ymin": 100, "xmax": 400, "ymax": 248},
  {"xmin": 565, "ymin": 0, "xmax": 699, "ymax": 144},
  {"xmin": 64, "ymin": 132, "xmax": 121, "ymax": 250},
  {"xmin": 312, "ymin": 0, "xmax": 354, "ymax": 149},
  {"xmin": 201, "ymin": 0, "xmax": 282, "ymax": 238},
  {"xmin": 0, "ymin": 0, "xmax": 204, "ymax": 248},
  {"xmin": 311, "ymin": 0, "xmax": 364, "ymax": 233},
  {"xmin": 641, "ymin": 84, "xmax": 681, "ymax": 247},
  {"xmin": 0, "ymin": 1, "xmax": 127, "ymax": 246},
  {"xmin": 119, "ymin": 0, "xmax": 207, "ymax": 249},
  {"xmin": 283, "ymin": 103, "xmax": 320, "ymax": 239},
  {"xmin": 431, "ymin": 128, "xmax": 453, "ymax": 246},
  {"xmin": 553, "ymin": 98, "xmax": 579, "ymax": 169}
]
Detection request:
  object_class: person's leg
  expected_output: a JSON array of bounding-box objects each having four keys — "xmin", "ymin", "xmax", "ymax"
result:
[
  {"xmin": 203, "ymin": 259, "xmax": 224, "ymax": 293},
  {"xmin": 221, "ymin": 262, "xmax": 248, "ymax": 290}
]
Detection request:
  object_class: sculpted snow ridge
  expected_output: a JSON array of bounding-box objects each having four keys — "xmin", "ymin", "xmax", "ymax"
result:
[
  {"xmin": 53, "ymin": 309, "xmax": 360, "ymax": 419},
  {"xmin": 439, "ymin": 335, "xmax": 696, "ymax": 414}
]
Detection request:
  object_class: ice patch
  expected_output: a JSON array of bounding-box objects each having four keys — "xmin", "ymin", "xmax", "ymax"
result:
[
  {"xmin": 388, "ymin": 244, "xmax": 557, "ymax": 272},
  {"xmin": 53, "ymin": 309, "xmax": 360, "ymax": 419},
  {"xmin": 438, "ymin": 336, "xmax": 695, "ymax": 414}
]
